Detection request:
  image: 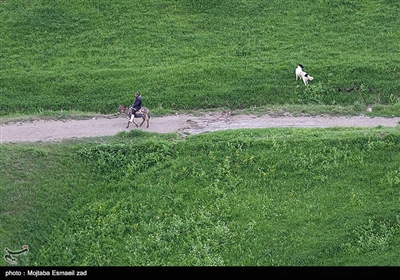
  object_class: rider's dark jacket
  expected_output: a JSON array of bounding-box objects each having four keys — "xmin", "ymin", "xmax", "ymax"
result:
[{"xmin": 132, "ymin": 95, "xmax": 142, "ymax": 111}]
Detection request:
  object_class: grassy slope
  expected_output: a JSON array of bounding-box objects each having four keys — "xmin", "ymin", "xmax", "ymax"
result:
[
  {"xmin": 1, "ymin": 0, "xmax": 400, "ymax": 115},
  {"xmin": 2, "ymin": 128, "xmax": 400, "ymax": 266}
]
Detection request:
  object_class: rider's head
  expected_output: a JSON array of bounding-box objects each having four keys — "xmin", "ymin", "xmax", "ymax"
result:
[{"xmin": 135, "ymin": 91, "xmax": 140, "ymax": 97}]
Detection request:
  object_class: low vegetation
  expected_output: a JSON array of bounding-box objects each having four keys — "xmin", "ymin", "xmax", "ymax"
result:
[{"xmin": 2, "ymin": 128, "xmax": 400, "ymax": 265}]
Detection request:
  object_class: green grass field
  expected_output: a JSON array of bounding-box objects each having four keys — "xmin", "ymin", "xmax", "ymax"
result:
[
  {"xmin": 2, "ymin": 128, "xmax": 400, "ymax": 266},
  {"xmin": 1, "ymin": 0, "xmax": 400, "ymax": 116},
  {"xmin": 1, "ymin": 0, "xmax": 400, "ymax": 266}
]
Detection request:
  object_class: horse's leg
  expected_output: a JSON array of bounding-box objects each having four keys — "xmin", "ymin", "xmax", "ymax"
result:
[
  {"xmin": 126, "ymin": 115, "xmax": 131, "ymax": 128},
  {"xmin": 139, "ymin": 116, "xmax": 145, "ymax": 127},
  {"xmin": 127, "ymin": 115, "xmax": 133, "ymax": 128},
  {"xmin": 130, "ymin": 114, "xmax": 138, "ymax": 127}
]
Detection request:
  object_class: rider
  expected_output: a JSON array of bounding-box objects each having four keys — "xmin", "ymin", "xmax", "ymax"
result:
[{"xmin": 131, "ymin": 91, "xmax": 142, "ymax": 116}]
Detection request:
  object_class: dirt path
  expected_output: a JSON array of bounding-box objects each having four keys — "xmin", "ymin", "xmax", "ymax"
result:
[{"xmin": 1, "ymin": 112, "xmax": 400, "ymax": 143}]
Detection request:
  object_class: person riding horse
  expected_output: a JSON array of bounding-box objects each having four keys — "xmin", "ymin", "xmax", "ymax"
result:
[{"xmin": 131, "ymin": 91, "xmax": 142, "ymax": 116}]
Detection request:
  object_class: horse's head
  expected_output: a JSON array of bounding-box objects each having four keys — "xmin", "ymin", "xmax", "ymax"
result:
[
  {"xmin": 117, "ymin": 104, "xmax": 126, "ymax": 115},
  {"xmin": 118, "ymin": 105, "xmax": 133, "ymax": 117}
]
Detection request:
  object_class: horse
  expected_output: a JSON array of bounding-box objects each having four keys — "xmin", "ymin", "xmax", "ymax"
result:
[{"xmin": 117, "ymin": 104, "xmax": 151, "ymax": 128}]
